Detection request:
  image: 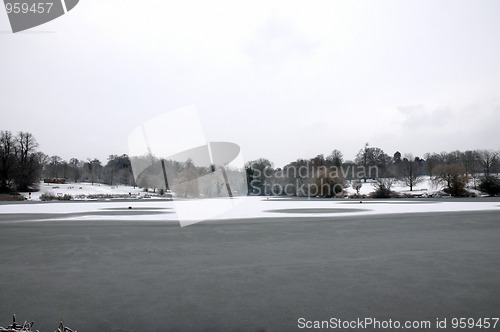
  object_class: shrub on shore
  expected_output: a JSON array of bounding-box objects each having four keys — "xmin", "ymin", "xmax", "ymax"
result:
[
  {"xmin": 40, "ymin": 193, "xmax": 73, "ymax": 201},
  {"xmin": 479, "ymin": 176, "xmax": 500, "ymax": 196},
  {"xmin": 0, "ymin": 193, "xmax": 24, "ymax": 201}
]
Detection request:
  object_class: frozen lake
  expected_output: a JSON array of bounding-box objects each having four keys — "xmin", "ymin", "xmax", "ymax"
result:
[{"xmin": 1, "ymin": 198, "xmax": 500, "ymax": 331}]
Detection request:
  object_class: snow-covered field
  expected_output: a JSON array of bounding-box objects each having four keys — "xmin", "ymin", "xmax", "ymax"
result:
[
  {"xmin": 344, "ymin": 177, "xmax": 435, "ymax": 196},
  {"xmin": 20, "ymin": 182, "xmax": 146, "ymax": 201},
  {"xmin": 343, "ymin": 176, "xmax": 484, "ymax": 197},
  {"xmin": 15, "ymin": 176, "xmax": 485, "ymax": 202}
]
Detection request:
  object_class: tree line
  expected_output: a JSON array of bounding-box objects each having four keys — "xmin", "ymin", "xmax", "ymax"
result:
[
  {"xmin": 43, "ymin": 153, "xmax": 135, "ymax": 187},
  {"xmin": 245, "ymin": 143, "xmax": 500, "ymax": 197},
  {"xmin": 1, "ymin": 131, "xmax": 499, "ymax": 197},
  {"xmin": 0, "ymin": 130, "xmax": 135, "ymax": 193}
]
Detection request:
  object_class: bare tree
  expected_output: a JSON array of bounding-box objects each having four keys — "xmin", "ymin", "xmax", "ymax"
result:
[
  {"xmin": 172, "ymin": 161, "xmax": 200, "ymax": 198},
  {"xmin": 105, "ymin": 155, "xmax": 117, "ymax": 186},
  {"xmin": 0, "ymin": 131, "xmax": 16, "ymax": 192},
  {"xmin": 369, "ymin": 147, "xmax": 391, "ymax": 177},
  {"xmin": 36, "ymin": 152, "xmax": 49, "ymax": 167},
  {"xmin": 327, "ymin": 149, "xmax": 343, "ymax": 168},
  {"xmin": 458, "ymin": 150, "xmax": 480, "ymax": 188},
  {"xmin": 355, "ymin": 143, "xmax": 390, "ymax": 181},
  {"xmin": 0, "ymin": 131, "xmax": 42, "ymax": 192},
  {"xmin": 48, "ymin": 155, "xmax": 63, "ymax": 178},
  {"xmin": 478, "ymin": 150, "xmax": 499, "ymax": 176},
  {"xmin": 355, "ymin": 143, "xmax": 370, "ymax": 182},
  {"xmin": 88, "ymin": 158, "xmax": 102, "ymax": 185},
  {"xmin": 246, "ymin": 158, "xmax": 273, "ymax": 195},
  {"xmin": 460, "ymin": 150, "xmax": 480, "ymax": 177},
  {"xmin": 432, "ymin": 163, "xmax": 468, "ymax": 196},
  {"xmin": 69, "ymin": 158, "xmax": 81, "ymax": 182},
  {"xmin": 82, "ymin": 158, "xmax": 103, "ymax": 185},
  {"xmin": 424, "ymin": 152, "xmax": 440, "ymax": 176},
  {"xmin": 400, "ymin": 154, "xmax": 424, "ymax": 191},
  {"xmin": 371, "ymin": 177, "xmax": 396, "ymax": 198},
  {"xmin": 16, "ymin": 132, "xmax": 38, "ymax": 164},
  {"xmin": 14, "ymin": 132, "xmax": 41, "ymax": 191}
]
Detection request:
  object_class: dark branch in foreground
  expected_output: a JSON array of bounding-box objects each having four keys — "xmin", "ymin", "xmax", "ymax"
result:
[{"xmin": 0, "ymin": 314, "xmax": 77, "ymax": 332}]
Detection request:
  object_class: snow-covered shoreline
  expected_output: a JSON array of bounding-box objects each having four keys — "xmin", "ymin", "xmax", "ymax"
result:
[
  {"xmin": 18, "ymin": 181, "xmax": 148, "ymax": 201},
  {"xmin": 12, "ymin": 176, "xmax": 488, "ymax": 202}
]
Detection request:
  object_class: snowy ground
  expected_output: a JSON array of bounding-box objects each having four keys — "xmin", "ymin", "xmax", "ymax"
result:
[
  {"xmin": 19, "ymin": 176, "xmax": 482, "ymax": 202},
  {"xmin": 343, "ymin": 176, "xmax": 484, "ymax": 197},
  {"xmin": 20, "ymin": 181, "xmax": 146, "ymax": 201},
  {"xmin": 1, "ymin": 196, "xmax": 499, "ymax": 225},
  {"xmin": 343, "ymin": 177, "xmax": 433, "ymax": 196}
]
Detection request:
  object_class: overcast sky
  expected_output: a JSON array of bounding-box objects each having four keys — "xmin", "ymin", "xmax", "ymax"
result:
[{"xmin": 1, "ymin": 0, "xmax": 499, "ymax": 167}]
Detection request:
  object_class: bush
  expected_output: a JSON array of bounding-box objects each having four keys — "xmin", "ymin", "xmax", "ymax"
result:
[
  {"xmin": 441, "ymin": 184, "xmax": 468, "ymax": 197},
  {"xmin": 479, "ymin": 176, "xmax": 500, "ymax": 196},
  {"xmin": 391, "ymin": 192, "xmax": 402, "ymax": 198},
  {"xmin": 352, "ymin": 180, "xmax": 363, "ymax": 195},
  {"xmin": 40, "ymin": 193, "xmax": 73, "ymax": 201},
  {"xmin": 371, "ymin": 186, "xmax": 392, "ymax": 198},
  {"xmin": 432, "ymin": 163, "xmax": 469, "ymax": 197},
  {"xmin": 370, "ymin": 178, "xmax": 395, "ymax": 198},
  {"xmin": 0, "ymin": 193, "xmax": 24, "ymax": 201},
  {"xmin": 349, "ymin": 193, "xmax": 367, "ymax": 199}
]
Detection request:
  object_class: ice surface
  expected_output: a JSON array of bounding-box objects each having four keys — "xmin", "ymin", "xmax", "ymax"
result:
[{"xmin": 1, "ymin": 196, "xmax": 499, "ymax": 225}]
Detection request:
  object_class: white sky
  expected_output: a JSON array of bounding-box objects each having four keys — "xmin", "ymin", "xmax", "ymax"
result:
[{"xmin": 1, "ymin": 0, "xmax": 499, "ymax": 167}]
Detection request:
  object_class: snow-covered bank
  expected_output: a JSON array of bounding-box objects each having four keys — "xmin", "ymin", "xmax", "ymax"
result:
[
  {"xmin": 344, "ymin": 176, "xmax": 487, "ymax": 197},
  {"xmin": 343, "ymin": 177, "xmax": 436, "ymax": 197},
  {"xmin": 17, "ymin": 176, "xmax": 483, "ymax": 202},
  {"xmin": 19, "ymin": 182, "xmax": 147, "ymax": 201}
]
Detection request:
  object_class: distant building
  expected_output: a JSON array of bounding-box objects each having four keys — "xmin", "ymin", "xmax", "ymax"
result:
[{"xmin": 44, "ymin": 178, "xmax": 66, "ymax": 184}]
